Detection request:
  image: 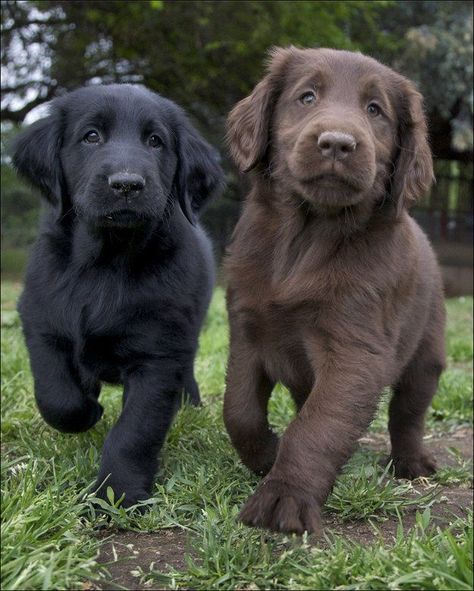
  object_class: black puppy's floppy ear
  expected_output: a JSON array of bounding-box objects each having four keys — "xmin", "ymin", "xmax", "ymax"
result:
[
  {"xmin": 12, "ymin": 110, "xmax": 66, "ymax": 207},
  {"xmin": 176, "ymin": 118, "xmax": 224, "ymax": 225}
]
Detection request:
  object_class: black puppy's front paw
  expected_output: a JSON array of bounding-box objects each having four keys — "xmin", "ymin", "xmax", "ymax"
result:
[
  {"xmin": 94, "ymin": 474, "xmax": 151, "ymax": 510},
  {"xmin": 40, "ymin": 396, "xmax": 103, "ymax": 434}
]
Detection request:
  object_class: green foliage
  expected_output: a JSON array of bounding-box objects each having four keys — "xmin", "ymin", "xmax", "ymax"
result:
[
  {"xmin": 395, "ymin": 1, "xmax": 473, "ymax": 151},
  {"xmin": 1, "ymin": 124, "xmax": 40, "ymax": 261},
  {"xmin": 1, "ymin": 249, "xmax": 29, "ymax": 279},
  {"xmin": 3, "ymin": 1, "xmax": 392, "ymax": 119},
  {"xmin": 29, "ymin": 0, "xmax": 388, "ymax": 125}
]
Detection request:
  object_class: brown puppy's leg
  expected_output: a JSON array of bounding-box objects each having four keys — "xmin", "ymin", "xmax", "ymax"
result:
[
  {"xmin": 224, "ymin": 344, "xmax": 278, "ymax": 476},
  {"xmin": 388, "ymin": 324, "xmax": 445, "ymax": 479},
  {"xmin": 239, "ymin": 346, "xmax": 386, "ymax": 534}
]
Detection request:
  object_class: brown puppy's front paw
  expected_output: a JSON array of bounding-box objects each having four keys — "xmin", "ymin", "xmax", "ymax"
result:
[
  {"xmin": 391, "ymin": 452, "xmax": 437, "ymax": 479},
  {"xmin": 239, "ymin": 479, "xmax": 321, "ymax": 535}
]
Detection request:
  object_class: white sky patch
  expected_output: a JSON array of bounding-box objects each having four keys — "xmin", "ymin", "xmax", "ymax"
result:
[
  {"xmin": 24, "ymin": 101, "xmax": 51, "ymax": 124},
  {"xmin": 1, "ymin": 2, "xmax": 60, "ymax": 120}
]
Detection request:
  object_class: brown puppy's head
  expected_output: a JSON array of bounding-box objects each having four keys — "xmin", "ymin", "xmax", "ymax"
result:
[{"xmin": 227, "ymin": 47, "xmax": 433, "ymax": 215}]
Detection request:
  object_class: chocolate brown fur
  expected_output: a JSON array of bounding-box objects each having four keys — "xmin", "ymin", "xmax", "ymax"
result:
[{"xmin": 224, "ymin": 47, "xmax": 445, "ymax": 535}]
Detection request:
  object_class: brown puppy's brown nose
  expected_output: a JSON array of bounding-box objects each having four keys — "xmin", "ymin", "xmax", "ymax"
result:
[
  {"xmin": 318, "ymin": 131, "xmax": 357, "ymax": 161},
  {"xmin": 108, "ymin": 172, "xmax": 146, "ymax": 195}
]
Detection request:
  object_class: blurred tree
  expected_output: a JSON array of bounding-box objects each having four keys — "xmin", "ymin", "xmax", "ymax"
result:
[
  {"xmin": 375, "ymin": 0, "xmax": 473, "ymax": 160},
  {"xmin": 2, "ymin": 0, "xmax": 472, "ymax": 157},
  {"xmin": 2, "ymin": 1, "xmax": 386, "ymax": 124}
]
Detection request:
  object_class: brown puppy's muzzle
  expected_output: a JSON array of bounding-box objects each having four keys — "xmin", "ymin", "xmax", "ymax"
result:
[{"xmin": 284, "ymin": 115, "xmax": 377, "ymax": 208}]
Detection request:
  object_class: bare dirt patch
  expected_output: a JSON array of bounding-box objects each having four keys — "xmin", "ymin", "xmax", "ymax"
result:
[
  {"xmin": 94, "ymin": 528, "xmax": 192, "ymax": 590},
  {"xmin": 359, "ymin": 424, "xmax": 473, "ymax": 470},
  {"xmin": 322, "ymin": 485, "xmax": 472, "ymax": 546}
]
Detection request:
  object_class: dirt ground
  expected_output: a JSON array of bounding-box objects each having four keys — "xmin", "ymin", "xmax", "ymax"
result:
[
  {"xmin": 94, "ymin": 528, "xmax": 190, "ymax": 590},
  {"xmin": 91, "ymin": 426, "xmax": 473, "ymax": 591}
]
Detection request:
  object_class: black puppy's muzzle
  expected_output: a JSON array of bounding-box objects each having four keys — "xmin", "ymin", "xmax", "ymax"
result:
[
  {"xmin": 87, "ymin": 172, "xmax": 153, "ymax": 228},
  {"xmin": 108, "ymin": 172, "xmax": 146, "ymax": 196}
]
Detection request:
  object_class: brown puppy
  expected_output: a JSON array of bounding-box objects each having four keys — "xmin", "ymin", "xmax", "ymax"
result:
[{"xmin": 224, "ymin": 47, "xmax": 445, "ymax": 535}]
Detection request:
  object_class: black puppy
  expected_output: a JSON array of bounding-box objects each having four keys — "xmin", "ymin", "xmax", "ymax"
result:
[{"xmin": 12, "ymin": 84, "xmax": 223, "ymax": 506}]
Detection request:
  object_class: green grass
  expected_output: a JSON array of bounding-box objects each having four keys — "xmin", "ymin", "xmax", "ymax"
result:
[
  {"xmin": 445, "ymin": 297, "xmax": 474, "ymax": 363},
  {"xmin": 0, "ymin": 249, "xmax": 28, "ymax": 280},
  {"xmin": 162, "ymin": 510, "xmax": 473, "ymax": 591},
  {"xmin": 1, "ymin": 283, "xmax": 473, "ymax": 590}
]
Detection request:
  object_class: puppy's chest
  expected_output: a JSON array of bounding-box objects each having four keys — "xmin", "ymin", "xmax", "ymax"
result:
[
  {"xmin": 50, "ymin": 273, "xmax": 160, "ymax": 357},
  {"xmin": 248, "ymin": 301, "xmax": 317, "ymax": 393},
  {"xmin": 53, "ymin": 274, "xmax": 129, "ymax": 331}
]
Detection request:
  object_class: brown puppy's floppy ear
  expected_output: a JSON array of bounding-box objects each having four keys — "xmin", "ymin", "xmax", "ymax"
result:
[
  {"xmin": 392, "ymin": 79, "xmax": 434, "ymax": 213},
  {"xmin": 226, "ymin": 46, "xmax": 296, "ymax": 172}
]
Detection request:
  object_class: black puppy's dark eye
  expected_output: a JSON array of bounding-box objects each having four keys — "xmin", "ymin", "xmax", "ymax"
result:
[
  {"xmin": 367, "ymin": 103, "xmax": 381, "ymax": 117},
  {"xmin": 300, "ymin": 91, "xmax": 317, "ymax": 105},
  {"xmin": 148, "ymin": 134, "xmax": 163, "ymax": 148},
  {"xmin": 83, "ymin": 130, "xmax": 101, "ymax": 144}
]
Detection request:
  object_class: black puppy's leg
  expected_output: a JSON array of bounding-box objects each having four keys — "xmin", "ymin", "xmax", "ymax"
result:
[
  {"xmin": 183, "ymin": 366, "xmax": 201, "ymax": 406},
  {"xmin": 389, "ymin": 323, "xmax": 445, "ymax": 479},
  {"xmin": 25, "ymin": 333, "xmax": 103, "ymax": 433},
  {"xmin": 96, "ymin": 362, "xmax": 183, "ymax": 507}
]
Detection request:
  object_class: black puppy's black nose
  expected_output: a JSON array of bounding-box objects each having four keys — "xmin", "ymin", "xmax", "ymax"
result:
[
  {"xmin": 108, "ymin": 172, "xmax": 146, "ymax": 194},
  {"xmin": 318, "ymin": 131, "xmax": 357, "ymax": 161}
]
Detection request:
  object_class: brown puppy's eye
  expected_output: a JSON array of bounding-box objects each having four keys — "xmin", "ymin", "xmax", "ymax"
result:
[
  {"xmin": 300, "ymin": 91, "xmax": 317, "ymax": 105},
  {"xmin": 83, "ymin": 130, "xmax": 101, "ymax": 144},
  {"xmin": 367, "ymin": 103, "xmax": 381, "ymax": 117},
  {"xmin": 148, "ymin": 134, "xmax": 163, "ymax": 148}
]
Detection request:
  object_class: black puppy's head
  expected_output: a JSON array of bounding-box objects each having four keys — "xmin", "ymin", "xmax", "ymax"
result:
[{"xmin": 12, "ymin": 84, "xmax": 223, "ymax": 228}]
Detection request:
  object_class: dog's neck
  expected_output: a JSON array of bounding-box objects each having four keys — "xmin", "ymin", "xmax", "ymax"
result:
[
  {"xmin": 67, "ymin": 216, "xmax": 174, "ymax": 269},
  {"xmin": 257, "ymin": 176, "xmax": 393, "ymax": 240},
  {"xmin": 250, "ymin": 177, "xmax": 399, "ymax": 286}
]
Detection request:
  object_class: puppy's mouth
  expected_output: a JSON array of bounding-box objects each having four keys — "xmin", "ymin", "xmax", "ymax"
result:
[
  {"xmin": 97, "ymin": 209, "xmax": 149, "ymax": 228},
  {"xmin": 295, "ymin": 171, "xmax": 367, "ymax": 209},
  {"xmin": 302, "ymin": 173, "xmax": 361, "ymax": 192}
]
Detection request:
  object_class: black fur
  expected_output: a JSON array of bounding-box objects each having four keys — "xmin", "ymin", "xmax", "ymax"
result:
[{"xmin": 12, "ymin": 84, "xmax": 224, "ymax": 506}]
